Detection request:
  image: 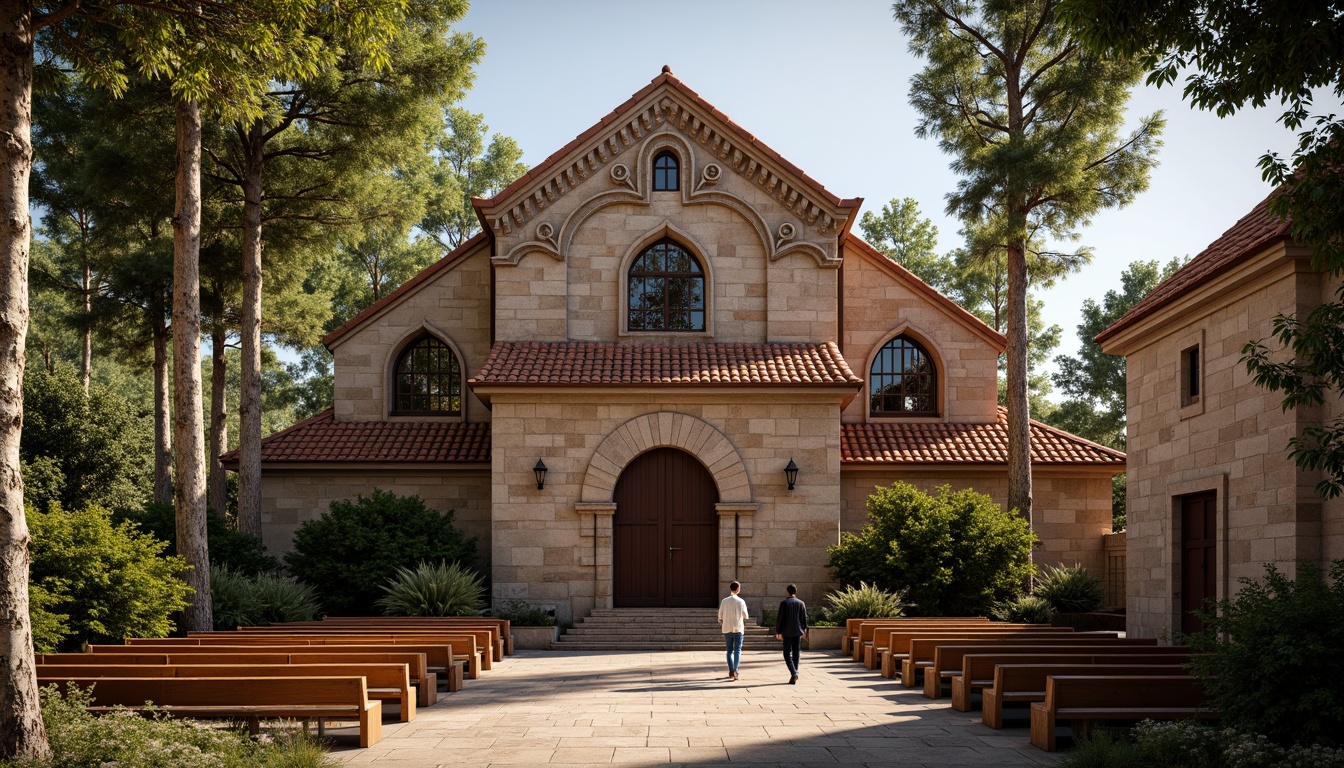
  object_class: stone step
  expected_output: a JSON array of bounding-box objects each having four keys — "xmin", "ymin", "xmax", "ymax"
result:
[{"xmin": 556, "ymin": 608, "xmax": 782, "ymax": 651}]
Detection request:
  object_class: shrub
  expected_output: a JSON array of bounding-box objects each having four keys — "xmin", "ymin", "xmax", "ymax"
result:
[
  {"xmin": 376, "ymin": 560, "xmax": 485, "ymax": 617},
  {"xmin": 1057, "ymin": 729, "xmax": 1143, "ymax": 768},
  {"xmin": 822, "ymin": 582, "xmax": 907, "ymax": 623},
  {"xmin": 286, "ymin": 490, "xmax": 476, "ymax": 615},
  {"xmin": 826, "ymin": 482, "xmax": 1036, "ymax": 616},
  {"xmin": 28, "ymin": 502, "xmax": 194, "ymax": 652},
  {"xmin": 1134, "ymin": 721, "xmax": 1344, "ymax": 768},
  {"xmin": 1185, "ymin": 560, "xmax": 1344, "ymax": 747},
  {"xmin": 991, "ymin": 594, "xmax": 1054, "ymax": 624},
  {"xmin": 493, "ymin": 599, "xmax": 556, "ymax": 627},
  {"xmin": 1033, "ymin": 563, "xmax": 1105, "ymax": 613},
  {"xmin": 116, "ymin": 501, "xmax": 280, "ymax": 576},
  {"xmin": 0, "ymin": 684, "xmax": 338, "ymax": 768},
  {"xmin": 210, "ymin": 565, "xmax": 321, "ymax": 630}
]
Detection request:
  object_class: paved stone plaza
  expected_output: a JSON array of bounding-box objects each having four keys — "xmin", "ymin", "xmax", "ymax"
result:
[{"xmin": 330, "ymin": 649, "xmax": 1063, "ymax": 767}]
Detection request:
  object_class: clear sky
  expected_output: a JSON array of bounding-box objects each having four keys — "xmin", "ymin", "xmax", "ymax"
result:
[{"xmin": 454, "ymin": 0, "xmax": 1302, "ymax": 372}]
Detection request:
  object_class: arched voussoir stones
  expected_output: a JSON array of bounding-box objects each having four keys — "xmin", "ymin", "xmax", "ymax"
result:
[{"xmin": 581, "ymin": 412, "xmax": 753, "ymax": 503}]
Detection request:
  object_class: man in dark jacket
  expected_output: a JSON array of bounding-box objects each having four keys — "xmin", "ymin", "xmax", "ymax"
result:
[{"xmin": 773, "ymin": 584, "xmax": 808, "ymax": 684}]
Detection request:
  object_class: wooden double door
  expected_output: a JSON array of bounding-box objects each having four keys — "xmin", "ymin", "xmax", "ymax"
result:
[{"xmin": 612, "ymin": 448, "xmax": 719, "ymax": 607}]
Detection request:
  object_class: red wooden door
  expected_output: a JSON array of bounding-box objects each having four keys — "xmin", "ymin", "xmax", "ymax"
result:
[
  {"xmin": 612, "ymin": 448, "xmax": 719, "ymax": 607},
  {"xmin": 1181, "ymin": 491, "xmax": 1217, "ymax": 635}
]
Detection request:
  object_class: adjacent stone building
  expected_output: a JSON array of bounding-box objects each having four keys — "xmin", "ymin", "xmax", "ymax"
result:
[
  {"xmin": 1097, "ymin": 195, "xmax": 1344, "ymax": 639},
  {"xmin": 232, "ymin": 69, "xmax": 1123, "ymax": 622}
]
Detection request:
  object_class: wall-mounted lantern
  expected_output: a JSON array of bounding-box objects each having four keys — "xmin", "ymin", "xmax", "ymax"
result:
[
  {"xmin": 784, "ymin": 458, "xmax": 799, "ymax": 491},
  {"xmin": 533, "ymin": 459, "xmax": 548, "ymax": 490}
]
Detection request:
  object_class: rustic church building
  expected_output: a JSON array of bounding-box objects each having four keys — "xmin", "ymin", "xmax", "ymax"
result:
[{"xmin": 238, "ymin": 68, "xmax": 1123, "ymax": 622}]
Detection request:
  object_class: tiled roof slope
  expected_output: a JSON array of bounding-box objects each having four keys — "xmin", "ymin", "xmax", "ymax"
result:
[
  {"xmin": 1096, "ymin": 193, "xmax": 1291, "ymax": 345},
  {"xmin": 842, "ymin": 408, "xmax": 1125, "ymax": 466},
  {"xmin": 220, "ymin": 409, "xmax": 490, "ymax": 465},
  {"xmin": 469, "ymin": 341, "xmax": 863, "ymax": 386}
]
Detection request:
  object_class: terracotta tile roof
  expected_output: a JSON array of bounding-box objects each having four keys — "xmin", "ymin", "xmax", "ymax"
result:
[
  {"xmin": 1096, "ymin": 193, "xmax": 1292, "ymax": 345},
  {"xmin": 220, "ymin": 409, "xmax": 490, "ymax": 465},
  {"xmin": 322, "ymin": 232, "xmax": 488, "ymax": 349},
  {"xmin": 841, "ymin": 408, "xmax": 1125, "ymax": 467},
  {"xmin": 845, "ymin": 233, "xmax": 1007, "ymax": 351},
  {"xmin": 469, "ymin": 341, "xmax": 863, "ymax": 386}
]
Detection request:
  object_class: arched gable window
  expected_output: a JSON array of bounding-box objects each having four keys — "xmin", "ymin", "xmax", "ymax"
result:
[
  {"xmin": 627, "ymin": 239, "xmax": 705, "ymax": 332},
  {"xmin": 652, "ymin": 151, "xmax": 679, "ymax": 191},
  {"xmin": 870, "ymin": 335, "xmax": 937, "ymax": 416},
  {"xmin": 393, "ymin": 335, "xmax": 461, "ymax": 415}
]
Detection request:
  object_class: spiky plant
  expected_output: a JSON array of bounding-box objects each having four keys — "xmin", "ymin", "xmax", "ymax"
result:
[
  {"xmin": 1033, "ymin": 563, "xmax": 1105, "ymax": 614},
  {"xmin": 991, "ymin": 594, "xmax": 1054, "ymax": 624},
  {"xmin": 252, "ymin": 572, "xmax": 322, "ymax": 623},
  {"xmin": 210, "ymin": 564, "xmax": 262, "ymax": 630},
  {"xmin": 822, "ymin": 582, "xmax": 907, "ymax": 623},
  {"xmin": 376, "ymin": 560, "xmax": 485, "ymax": 617}
]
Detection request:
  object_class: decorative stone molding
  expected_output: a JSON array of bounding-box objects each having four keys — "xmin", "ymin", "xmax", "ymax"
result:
[
  {"xmin": 482, "ymin": 92, "xmax": 845, "ymax": 240},
  {"xmin": 775, "ymin": 222, "xmax": 796, "ymax": 249},
  {"xmin": 609, "ymin": 163, "xmax": 635, "ymax": 191},
  {"xmin": 579, "ymin": 412, "xmax": 752, "ymax": 504},
  {"xmin": 535, "ymin": 222, "xmax": 557, "ymax": 249},
  {"xmin": 696, "ymin": 162, "xmax": 722, "ymax": 191}
]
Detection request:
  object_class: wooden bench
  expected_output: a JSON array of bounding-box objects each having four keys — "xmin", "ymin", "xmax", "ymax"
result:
[
  {"xmin": 903, "ymin": 634, "xmax": 1126, "ymax": 687},
  {"xmin": 90, "ymin": 644, "xmax": 460, "ymax": 700},
  {"xmin": 309, "ymin": 617, "xmax": 513, "ymax": 657},
  {"xmin": 1029, "ymin": 675, "xmax": 1219, "ymax": 751},
  {"xmin": 950, "ymin": 648, "xmax": 1192, "ymax": 712},
  {"xmin": 40, "ymin": 676, "xmax": 383, "ymax": 747},
  {"xmin": 877, "ymin": 629, "xmax": 1074, "ymax": 680},
  {"xmin": 981, "ymin": 662, "xmax": 1188, "ymax": 729},
  {"xmin": 38, "ymin": 662, "xmax": 416, "ymax": 722},
  {"xmin": 866, "ymin": 623, "xmax": 1063, "ymax": 670},
  {"xmin": 848, "ymin": 619, "xmax": 991, "ymax": 661},
  {"xmin": 188, "ymin": 630, "xmax": 493, "ymax": 673},
  {"xmin": 842, "ymin": 617, "xmax": 989, "ymax": 656},
  {"xmin": 919, "ymin": 636, "xmax": 1153, "ymax": 696},
  {"xmin": 128, "ymin": 634, "xmax": 484, "ymax": 679},
  {"xmin": 239, "ymin": 620, "xmax": 509, "ymax": 662}
]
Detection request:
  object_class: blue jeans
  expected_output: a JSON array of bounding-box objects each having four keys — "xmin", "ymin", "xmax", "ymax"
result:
[
  {"xmin": 782, "ymin": 635, "xmax": 802, "ymax": 676},
  {"xmin": 724, "ymin": 632, "xmax": 743, "ymax": 673}
]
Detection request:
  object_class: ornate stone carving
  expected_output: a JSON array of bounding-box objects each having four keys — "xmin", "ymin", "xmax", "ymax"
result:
[
  {"xmin": 535, "ymin": 222, "xmax": 557, "ymax": 249},
  {"xmin": 775, "ymin": 222, "xmax": 796, "ymax": 249},
  {"xmin": 696, "ymin": 163, "xmax": 722, "ymax": 191},
  {"xmin": 609, "ymin": 163, "xmax": 635, "ymax": 191}
]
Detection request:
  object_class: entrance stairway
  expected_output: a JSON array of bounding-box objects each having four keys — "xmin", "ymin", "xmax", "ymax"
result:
[{"xmin": 554, "ymin": 608, "xmax": 780, "ymax": 651}]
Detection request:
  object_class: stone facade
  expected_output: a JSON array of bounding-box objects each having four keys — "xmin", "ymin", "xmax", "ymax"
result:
[
  {"xmin": 1100, "ymin": 221, "xmax": 1344, "ymax": 639},
  {"xmin": 249, "ymin": 69, "xmax": 1122, "ymax": 623}
]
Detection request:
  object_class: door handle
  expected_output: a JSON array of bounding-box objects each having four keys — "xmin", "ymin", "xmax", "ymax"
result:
[{"xmin": 667, "ymin": 546, "xmax": 683, "ymax": 560}]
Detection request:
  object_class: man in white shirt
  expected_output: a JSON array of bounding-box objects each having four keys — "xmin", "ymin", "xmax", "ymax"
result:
[{"xmin": 717, "ymin": 581, "xmax": 749, "ymax": 680}]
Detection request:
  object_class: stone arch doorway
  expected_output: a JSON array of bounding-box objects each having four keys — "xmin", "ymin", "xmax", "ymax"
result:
[{"xmin": 612, "ymin": 448, "xmax": 719, "ymax": 607}]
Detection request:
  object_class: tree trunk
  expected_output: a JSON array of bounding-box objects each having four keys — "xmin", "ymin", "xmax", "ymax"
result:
[
  {"xmin": 172, "ymin": 98, "xmax": 211, "ymax": 632},
  {"xmin": 237, "ymin": 120, "xmax": 264, "ymax": 538},
  {"xmin": 207, "ymin": 324, "xmax": 227, "ymax": 515},
  {"xmin": 1005, "ymin": 235, "xmax": 1034, "ymax": 527},
  {"xmin": 152, "ymin": 313, "xmax": 173, "ymax": 505},
  {"xmin": 0, "ymin": 0, "xmax": 52, "ymax": 757},
  {"xmin": 81, "ymin": 259, "xmax": 91, "ymax": 392}
]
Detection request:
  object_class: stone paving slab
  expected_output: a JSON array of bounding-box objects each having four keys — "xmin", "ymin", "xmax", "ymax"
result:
[{"xmin": 328, "ymin": 649, "xmax": 1063, "ymax": 767}]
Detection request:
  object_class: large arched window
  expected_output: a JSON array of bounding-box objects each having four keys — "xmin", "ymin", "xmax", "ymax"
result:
[
  {"xmin": 627, "ymin": 239, "xmax": 705, "ymax": 332},
  {"xmin": 870, "ymin": 335, "xmax": 937, "ymax": 416},
  {"xmin": 652, "ymin": 151, "xmax": 679, "ymax": 191},
  {"xmin": 393, "ymin": 335, "xmax": 461, "ymax": 415}
]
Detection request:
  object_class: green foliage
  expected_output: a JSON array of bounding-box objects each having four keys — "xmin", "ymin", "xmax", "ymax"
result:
[
  {"xmin": 991, "ymin": 595, "xmax": 1054, "ymax": 624},
  {"xmin": 286, "ymin": 489, "xmax": 476, "ymax": 615},
  {"xmin": 821, "ymin": 582, "xmax": 908, "ymax": 623},
  {"xmin": 1184, "ymin": 560, "xmax": 1344, "ymax": 747},
  {"xmin": 117, "ymin": 502, "xmax": 281, "ymax": 576},
  {"xmin": 1033, "ymin": 563, "xmax": 1105, "ymax": 614},
  {"xmin": 0, "ymin": 685, "xmax": 338, "ymax": 768},
  {"xmin": 210, "ymin": 565, "xmax": 321, "ymax": 630},
  {"xmin": 28, "ymin": 502, "xmax": 194, "ymax": 652},
  {"xmin": 20, "ymin": 365, "xmax": 153, "ymax": 511},
  {"xmin": 1112, "ymin": 474, "xmax": 1127, "ymax": 532},
  {"xmin": 422, "ymin": 107, "xmax": 529, "ymax": 250},
  {"xmin": 858, "ymin": 198, "xmax": 948, "ymax": 289},
  {"xmin": 1056, "ymin": 729, "xmax": 1143, "ymax": 768},
  {"xmin": 827, "ymin": 483, "xmax": 1036, "ymax": 616},
  {"xmin": 376, "ymin": 560, "xmax": 485, "ymax": 617},
  {"xmin": 492, "ymin": 599, "xmax": 556, "ymax": 627}
]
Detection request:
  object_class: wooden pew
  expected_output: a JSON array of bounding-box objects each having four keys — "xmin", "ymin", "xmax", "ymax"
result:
[
  {"xmin": 842, "ymin": 617, "xmax": 989, "ymax": 657},
  {"xmin": 41, "ymin": 677, "xmax": 383, "ymax": 748},
  {"xmin": 189, "ymin": 630, "xmax": 494, "ymax": 672},
  {"xmin": 981, "ymin": 662, "xmax": 1189, "ymax": 728},
  {"xmin": 128, "ymin": 633, "xmax": 484, "ymax": 679},
  {"xmin": 920, "ymin": 636, "xmax": 1155, "ymax": 696},
  {"xmin": 240, "ymin": 619, "xmax": 509, "ymax": 662},
  {"xmin": 848, "ymin": 619, "xmax": 991, "ymax": 662},
  {"xmin": 92, "ymin": 643, "xmax": 462, "ymax": 696},
  {"xmin": 866, "ymin": 623, "xmax": 1064, "ymax": 670},
  {"xmin": 878, "ymin": 628, "xmax": 1074, "ymax": 679},
  {"xmin": 951, "ymin": 648, "xmax": 1192, "ymax": 712},
  {"xmin": 1030, "ymin": 675, "xmax": 1218, "ymax": 751},
  {"xmin": 313, "ymin": 617, "xmax": 513, "ymax": 657},
  {"xmin": 902, "ymin": 634, "xmax": 1125, "ymax": 687},
  {"xmin": 37, "ymin": 663, "xmax": 416, "ymax": 722}
]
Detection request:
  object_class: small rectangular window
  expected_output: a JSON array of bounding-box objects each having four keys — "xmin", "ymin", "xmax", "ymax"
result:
[{"xmin": 1181, "ymin": 345, "xmax": 1200, "ymax": 406}]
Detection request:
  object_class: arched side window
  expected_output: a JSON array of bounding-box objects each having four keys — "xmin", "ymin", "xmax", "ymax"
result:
[
  {"xmin": 393, "ymin": 335, "xmax": 462, "ymax": 415},
  {"xmin": 628, "ymin": 239, "xmax": 705, "ymax": 332},
  {"xmin": 652, "ymin": 151, "xmax": 679, "ymax": 191},
  {"xmin": 869, "ymin": 335, "xmax": 937, "ymax": 416}
]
